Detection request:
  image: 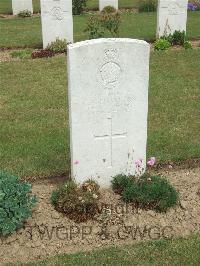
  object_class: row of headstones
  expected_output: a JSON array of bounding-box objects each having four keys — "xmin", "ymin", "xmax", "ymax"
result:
[
  {"xmin": 12, "ymin": 0, "xmax": 189, "ymax": 48},
  {"xmin": 11, "ymin": 0, "xmax": 118, "ymax": 15}
]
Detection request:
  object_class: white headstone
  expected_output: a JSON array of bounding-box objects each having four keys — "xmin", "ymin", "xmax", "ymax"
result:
[
  {"xmin": 157, "ymin": 0, "xmax": 188, "ymax": 37},
  {"xmin": 40, "ymin": 0, "xmax": 73, "ymax": 48},
  {"xmin": 12, "ymin": 0, "xmax": 33, "ymax": 15},
  {"xmin": 99, "ymin": 0, "xmax": 118, "ymax": 11},
  {"xmin": 67, "ymin": 38, "xmax": 150, "ymax": 187}
]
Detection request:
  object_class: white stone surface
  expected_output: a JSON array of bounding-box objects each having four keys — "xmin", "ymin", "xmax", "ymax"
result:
[
  {"xmin": 12, "ymin": 0, "xmax": 33, "ymax": 15},
  {"xmin": 99, "ymin": 0, "xmax": 118, "ymax": 11},
  {"xmin": 67, "ymin": 38, "xmax": 150, "ymax": 187},
  {"xmin": 40, "ymin": 0, "xmax": 73, "ymax": 48},
  {"xmin": 157, "ymin": 0, "xmax": 188, "ymax": 37}
]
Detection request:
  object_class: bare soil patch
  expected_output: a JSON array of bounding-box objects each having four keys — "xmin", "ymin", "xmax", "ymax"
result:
[{"xmin": 0, "ymin": 167, "xmax": 199, "ymax": 265}]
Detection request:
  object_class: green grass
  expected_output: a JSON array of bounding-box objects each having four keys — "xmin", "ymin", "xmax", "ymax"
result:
[
  {"xmin": 0, "ymin": 49, "xmax": 199, "ymax": 178},
  {"xmin": 25, "ymin": 234, "xmax": 200, "ymax": 265},
  {"xmin": 0, "ymin": 0, "xmax": 139, "ymax": 14},
  {"xmin": 0, "ymin": 12, "xmax": 200, "ymax": 48}
]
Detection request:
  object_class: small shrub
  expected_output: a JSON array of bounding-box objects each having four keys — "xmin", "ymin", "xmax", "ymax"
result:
[
  {"xmin": 111, "ymin": 174, "xmax": 134, "ymax": 194},
  {"xmin": 51, "ymin": 179, "xmax": 100, "ymax": 222},
  {"xmin": 85, "ymin": 11, "xmax": 121, "ymax": 39},
  {"xmin": 139, "ymin": 0, "xmax": 157, "ymax": 12},
  {"xmin": 0, "ymin": 171, "xmax": 37, "ymax": 236},
  {"xmin": 46, "ymin": 38, "xmax": 68, "ymax": 54},
  {"xmin": 73, "ymin": 0, "xmax": 87, "ymax": 15},
  {"xmin": 31, "ymin": 49, "xmax": 55, "ymax": 59},
  {"xmin": 101, "ymin": 5, "xmax": 117, "ymax": 14},
  {"xmin": 112, "ymin": 174, "xmax": 179, "ymax": 212},
  {"xmin": 184, "ymin": 40, "xmax": 193, "ymax": 49},
  {"xmin": 170, "ymin": 30, "xmax": 186, "ymax": 45},
  {"xmin": 85, "ymin": 16, "xmax": 105, "ymax": 39},
  {"xmin": 154, "ymin": 39, "xmax": 171, "ymax": 51},
  {"xmin": 100, "ymin": 11, "xmax": 121, "ymax": 36},
  {"xmin": 10, "ymin": 49, "xmax": 32, "ymax": 59},
  {"xmin": 18, "ymin": 10, "xmax": 32, "ymax": 18}
]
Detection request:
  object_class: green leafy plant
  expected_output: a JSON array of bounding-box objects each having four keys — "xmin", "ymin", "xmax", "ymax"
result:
[
  {"xmin": 0, "ymin": 171, "xmax": 37, "ymax": 236},
  {"xmin": 85, "ymin": 11, "xmax": 121, "ymax": 39},
  {"xmin": 184, "ymin": 40, "xmax": 193, "ymax": 49},
  {"xmin": 18, "ymin": 10, "xmax": 32, "ymax": 18},
  {"xmin": 112, "ymin": 174, "xmax": 179, "ymax": 212},
  {"xmin": 154, "ymin": 39, "xmax": 171, "ymax": 51},
  {"xmin": 162, "ymin": 31, "xmax": 186, "ymax": 46},
  {"xmin": 46, "ymin": 38, "xmax": 68, "ymax": 54},
  {"xmin": 85, "ymin": 16, "xmax": 105, "ymax": 39},
  {"xmin": 111, "ymin": 174, "xmax": 134, "ymax": 194},
  {"xmin": 31, "ymin": 49, "xmax": 55, "ymax": 59},
  {"xmin": 139, "ymin": 0, "xmax": 157, "ymax": 12},
  {"xmin": 72, "ymin": 0, "xmax": 87, "ymax": 15},
  {"xmin": 51, "ymin": 179, "xmax": 100, "ymax": 222},
  {"xmin": 101, "ymin": 5, "xmax": 117, "ymax": 14},
  {"xmin": 10, "ymin": 49, "xmax": 32, "ymax": 59}
]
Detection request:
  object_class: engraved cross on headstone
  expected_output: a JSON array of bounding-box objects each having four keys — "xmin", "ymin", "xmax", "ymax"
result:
[{"xmin": 94, "ymin": 117, "xmax": 127, "ymax": 167}]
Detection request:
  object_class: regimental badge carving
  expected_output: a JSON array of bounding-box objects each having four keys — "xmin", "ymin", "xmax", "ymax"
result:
[
  {"xmin": 99, "ymin": 49, "xmax": 122, "ymax": 89},
  {"xmin": 161, "ymin": 1, "xmax": 185, "ymax": 15},
  {"xmin": 51, "ymin": 6, "xmax": 63, "ymax": 20}
]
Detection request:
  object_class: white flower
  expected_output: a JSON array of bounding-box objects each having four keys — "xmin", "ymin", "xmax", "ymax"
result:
[
  {"xmin": 92, "ymin": 194, "xmax": 98, "ymax": 199},
  {"xmin": 78, "ymin": 196, "xmax": 82, "ymax": 201}
]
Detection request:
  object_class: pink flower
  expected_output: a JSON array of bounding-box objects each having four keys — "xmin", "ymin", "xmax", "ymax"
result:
[
  {"xmin": 147, "ymin": 157, "xmax": 156, "ymax": 167},
  {"xmin": 135, "ymin": 159, "xmax": 142, "ymax": 168},
  {"xmin": 74, "ymin": 160, "xmax": 79, "ymax": 165}
]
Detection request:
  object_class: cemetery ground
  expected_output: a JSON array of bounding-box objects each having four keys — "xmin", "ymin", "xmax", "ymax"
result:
[
  {"xmin": 0, "ymin": 4, "xmax": 200, "ymax": 266},
  {"xmin": 0, "ymin": 12, "xmax": 200, "ymax": 48},
  {"xmin": 0, "ymin": 48, "xmax": 200, "ymax": 265}
]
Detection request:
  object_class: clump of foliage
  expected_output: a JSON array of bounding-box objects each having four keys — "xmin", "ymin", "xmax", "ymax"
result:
[
  {"xmin": 138, "ymin": 0, "xmax": 157, "ymax": 12},
  {"xmin": 10, "ymin": 49, "xmax": 32, "ymax": 59},
  {"xmin": 154, "ymin": 38, "xmax": 171, "ymax": 51},
  {"xmin": 51, "ymin": 179, "xmax": 100, "ymax": 222},
  {"xmin": 101, "ymin": 5, "xmax": 117, "ymax": 14},
  {"xmin": 31, "ymin": 49, "xmax": 55, "ymax": 59},
  {"xmin": 158, "ymin": 31, "xmax": 192, "ymax": 50},
  {"xmin": 46, "ymin": 38, "xmax": 68, "ymax": 54},
  {"xmin": 18, "ymin": 10, "xmax": 32, "ymax": 18},
  {"xmin": 0, "ymin": 172, "xmax": 37, "ymax": 236},
  {"xmin": 85, "ymin": 10, "xmax": 121, "ymax": 39},
  {"xmin": 184, "ymin": 40, "xmax": 193, "ymax": 49},
  {"xmin": 188, "ymin": 1, "xmax": 200, "ymax": 11},
  {"xmin": 112, "ymin": 174, "xmax": 179, "ymax": 212},
  {"xmin": 162, "ymin": 30, "xmax": 186, "ymax": 46},
  {"xmin": 73, "ymin": 0, "xmax": 87, "ymax": 15}
]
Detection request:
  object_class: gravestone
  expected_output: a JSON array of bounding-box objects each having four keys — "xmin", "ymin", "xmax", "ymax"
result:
[
  {"xmin": 67, "ymin": 38, "xmax": 150, "ymax": 187},
  {"xmin": 157, "ymin": 0, "xmax": 188, "ymax": 37},
  {"xmin": 12, "ymin": 0, "xmax": 33, "ymax": 15},
  {"xmin": 99, "ymin": 0, "xmax": 118, "ymax": 11},
  {"xmin": 40, "ymin": 0, "xmax": 73, "ymax": 48}
]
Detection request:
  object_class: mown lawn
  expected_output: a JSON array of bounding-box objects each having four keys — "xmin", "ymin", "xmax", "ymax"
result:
[
  {"xmin": 0, "ymin": 49, "xmax": 199, "ymax": 178},
  {"xmin": 0, "ymin": 0, "xmax": 139, "ymax": 14},
  {"xmin": 0, "ymin": 11, "xmax": 200, "ymax": 48},
  {"xmin": 26, "ymin": 234, "xmax": 200, "ymax": 265}
]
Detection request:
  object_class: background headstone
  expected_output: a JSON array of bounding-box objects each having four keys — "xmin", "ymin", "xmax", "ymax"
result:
[
  {"xmin": 67, "ymin": 38, "xmax": 150, "ymax": 187},
  {"xmin": 40, "ymin": 0, "xmax": 73, "ymax": 48},
  {"xmin": 12, "ymin": 0, "xmax": 33, "ymax": 15},
  {"xmin": 157, "ymin": 0, "xmax": 188, "ymax": 37},
  {"xmin": 99, "ymin": 0, "xmax": 118, "ymax": 11}
]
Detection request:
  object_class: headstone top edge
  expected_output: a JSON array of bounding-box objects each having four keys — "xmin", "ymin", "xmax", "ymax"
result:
[{"xmin": 67, "ymin": 38, "xmax": 150, "ymax": 50}]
